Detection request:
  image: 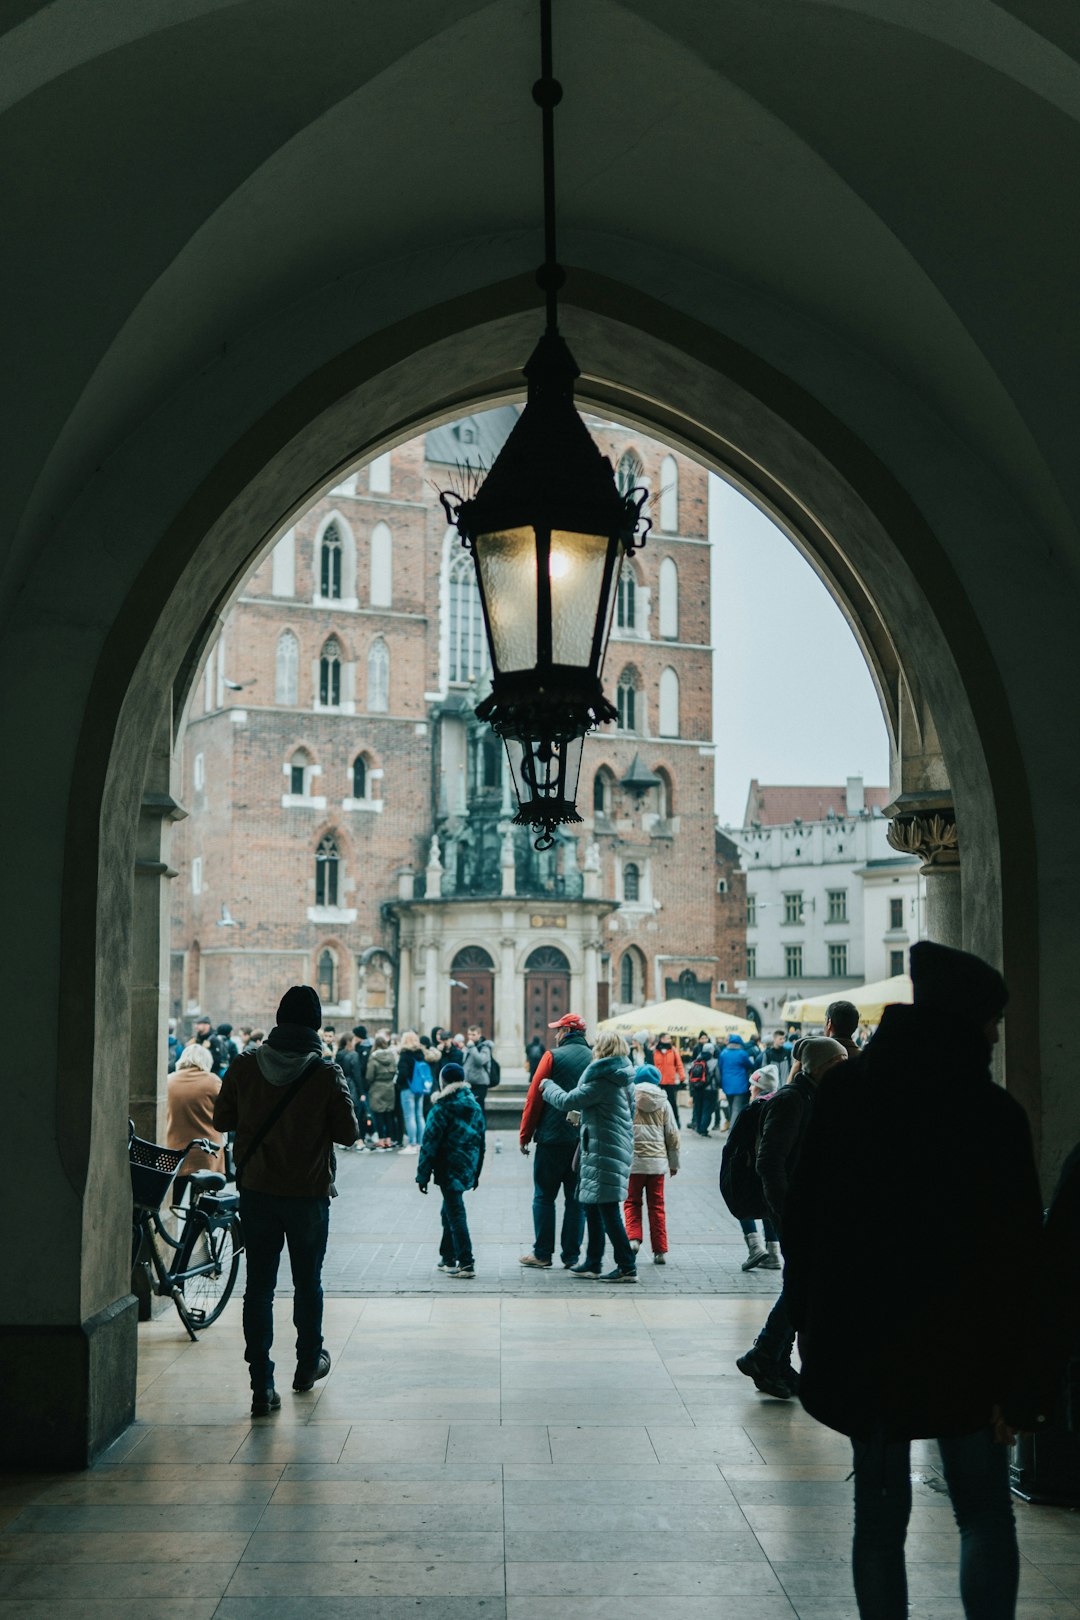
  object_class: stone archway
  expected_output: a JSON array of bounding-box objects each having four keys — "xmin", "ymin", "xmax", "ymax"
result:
[{"xmin": 16, "ymin": 282, "xmax": 1049, "ymax": 1468}]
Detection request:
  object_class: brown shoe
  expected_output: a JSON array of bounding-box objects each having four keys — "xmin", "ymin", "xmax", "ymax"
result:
[{"xmin": 519, "ymin": 1253, "xmax": 552, "ymax": 1268}]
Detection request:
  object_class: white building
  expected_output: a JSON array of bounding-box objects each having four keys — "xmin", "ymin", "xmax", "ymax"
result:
[{"xmin": 728, "ymin": 776, "xmax": 926, "ymax": 1029}]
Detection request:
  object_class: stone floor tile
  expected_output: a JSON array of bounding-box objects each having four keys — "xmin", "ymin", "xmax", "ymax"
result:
[
  {"xmin": 502, "ymin": 1463, "xmax": 722, "ymax": 1480},
  {"xmin": 270, "ymin": 1476, "xmax": 502, "ymax": 1504},
  {"xmin": 446, "ymin": 1423, "xmax": 552, "ymax": 1464},
  {"xmin": 257, "ymin": 1502, "xmax": 489, "ymax": 1533},
  {"xmin": 647, "ymin": 1425, "xmax": 764, "ymax": 1466},
  {"xmin": 547, "ymin": 1425, "xmax": 659, "ymax": 1465},
  {"xmin": 228, "ymin": 1431, "xmax": 349, "ymax": 1466},
  {"xmin": 225, "ymin": 1559, "xmax": 506, "ymax": 1596},
  {"xmin": 504, "ymin": 1475, "xmax": 736, "ymax": 1507},
  {"xmin": 0, "ymin": 1563, "xmax": 231, "ymax": 1600},
  {"xmin": 280, "ymin": 1462, "xmax": 498, "ymax": 1482},
  {"xmin": 505, "ymin": 1516, "xmax": 764, "ymax": 1564},
  {"xmin": 241, "ymin": 1528, "xmax": 503, "ymax": 1563},
  {"xmin": 0, "ymin": 1604, "xmax": 220, "ymax": 1619},
  {"xmin": 760, "ymin": 1529, "xmax": 960, "ymax": 1563},
  {"xmin": 36, "ymin": 1476, "xmax": 277, "ymax": 1505},
  {"xmin": 505, "ymin": 1559, "xmax": 783, "ymax": 1595},
  {"xmin": 505, "ymin": 1597, "xmax": 794, "ymax": 1619},
  {"xmin": 0, "ymin": 1530, "xmax": 250, "ymax": 1562},
  {"xmin": 216, "ymin": 1601, "xmax": 506, "ymax": 1619},
  {"xmin": 112, "ymin": 1424, "xmax": 252, "ymax": 1466},
  {"xmin": 1021, "ymin": 1537, "xmax": 1080, "ymax": 1568},
  {"xmin": 337, "ymin": 1422, "xmax": 450, "ymax": 1464},
  {"xmin": 8, "ymin": 1502, "xmax": 265, "ymax": 1534}
]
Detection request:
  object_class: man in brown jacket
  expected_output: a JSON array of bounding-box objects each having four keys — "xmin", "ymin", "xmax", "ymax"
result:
[{"xmin": 215, "ymin": 984, "xmax": 358, "ymax": 1416}]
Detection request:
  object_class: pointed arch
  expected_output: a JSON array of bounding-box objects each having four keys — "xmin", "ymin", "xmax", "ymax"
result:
[
  {"xmin": 370, "ymin": 520, "xmax": 392, "ymax": 607},
  {"xmin": 592, "ymin": 763, "xmax": 616, "ymax": 817},
  {"xmin": 659, "ymin": 454, "xmax": 679, "ymax": 532},
  {"xmin": 659, "ymin": 666, "xmax": 680, "ymax": 737},
  {"xmin": 315, "ymin": 831, "xmax": 341, "ymax": 907},
  {"xmin": 658, "ymin": 556, "xmax": 679, "ymax": 638},
  {"xmin": 319, "ymin": 636, "xmax": 342, "ymax": 707},
  {"xmin": 313, "ymin": 510, "xmax": 357, "ymax": 606},
  {"xmin": 275, "ymin": 628, "xmax": 299, "ymax": 704},
  {"xmin": 619, "ymin": 945, "xmax": 645, "ymax": 1006},
  {"xmin": 448, "ymin": 547, "xmax": 486, "ymax": 683},
  {"xmin": 367, "ymin": 638, "xmax": 389, "ymax": 711},
  {"xmin": 616, "ymin": 665, "xmax": 640, "ymax": 733}
]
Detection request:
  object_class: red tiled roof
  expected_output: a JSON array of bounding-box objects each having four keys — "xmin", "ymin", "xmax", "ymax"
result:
[{"xmin": 743, "ymin": 780, "xmax": 890, "ymax": 826}]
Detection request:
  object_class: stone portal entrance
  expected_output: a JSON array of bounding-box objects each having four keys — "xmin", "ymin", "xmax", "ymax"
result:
[
  {"xmin": 524, "ymin": 946, "xmax": 572, "ymax": 1044},
  {"xmin": 450, "ymin": 945, "xmax": 495, "ymax": 1035}
]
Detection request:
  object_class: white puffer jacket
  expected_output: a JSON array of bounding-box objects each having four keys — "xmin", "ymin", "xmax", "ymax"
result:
[{"xmin": 630, "ymin": 1081, "xmax": 680, "ymax": 1175}]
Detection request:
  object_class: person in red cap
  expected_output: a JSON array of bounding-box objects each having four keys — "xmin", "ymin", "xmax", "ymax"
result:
[{"xmin": 517, "ymin": 1014, "xmax": 592, "ymax": 1269}]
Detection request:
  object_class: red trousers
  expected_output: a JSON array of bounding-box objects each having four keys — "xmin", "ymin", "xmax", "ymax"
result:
[{"xmin": 623, "ymin": 1173, "xmax": 668, "ymax": 1253}]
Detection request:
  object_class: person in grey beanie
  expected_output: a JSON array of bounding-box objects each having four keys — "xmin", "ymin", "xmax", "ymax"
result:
[{"xmin": 215, "ymin": 984, "xmax": 358, "ymax": 1417}]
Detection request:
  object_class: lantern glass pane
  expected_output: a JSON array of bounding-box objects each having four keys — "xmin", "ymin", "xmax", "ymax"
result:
[
  {"xmin": 474, "ymin": 527, "xmax": 538, "ymax": 672},
  {"xmin": 549, "ymin": 530, "xmax": 612, "ymax": 668}
]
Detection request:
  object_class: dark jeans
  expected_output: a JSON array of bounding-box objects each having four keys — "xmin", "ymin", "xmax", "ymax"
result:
[
  {"xmin": 690, "ymin": 1085, "xmax": 714, "ymax": 1133},
  {"xmin": 372, "ymin": 1109, "xmax": 395, "ymax": 1139},
  {"xmin": 661, "ymin": 1084, "xmax": 680, "ymax": 1127},
  {"xmin": 240, "ymin": 1188, "xmax": 330, "ymax": 1390},
  {"xmin": 532, "ymin": 1140, "xmax": 584, "ymax": 1263},
  {"xmin": 755, "ymin": 1285, "xmax": 796, "ymax": 1367},
  {"xmin": 440, "ymin": 1186, "xmax": 474, "ymax": 1268},
  {"xmin": 740, "ymin": 1215, "xmax": 779, "ymax": 1242},
  {"xmin": 472, "ymin": 1084, "xmax": 488, "ymax": 1119},
  {"xmin": 583, "ymin": 1200, "xmax": 636, "ymax": 1272},
  {"xmin": 727, "ymin": 1091, "xmax": 750, "ymax": 1129},
  {"xmin": 851, "ymin": 1427, "xmax": 1018, "ymax": 1620}
]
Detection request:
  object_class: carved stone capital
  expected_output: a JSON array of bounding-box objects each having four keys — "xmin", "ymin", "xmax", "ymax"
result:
[{"xmin": 887, "ymin": 811, "xmax": 959, "ymax": 872}]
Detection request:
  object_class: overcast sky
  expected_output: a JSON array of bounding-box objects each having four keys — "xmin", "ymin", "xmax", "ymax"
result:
[{"xmin": 708, "ymin": 474, "xmax": 890, "ymax": 827}]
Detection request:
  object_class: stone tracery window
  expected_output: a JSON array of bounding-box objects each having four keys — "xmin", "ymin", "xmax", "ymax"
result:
[
  {"xmin": 315, "ymin": 834, "xmax": 340, "ymax": 906},
  {"xmin": 320, "ymin": 522, "xmax": 343, "ymax": 600},
  {"xmin": 624, "ymin": 861, "xmax": 640, "ymax": 903},
  {"xmin": 275, "ymin": 629, "xmax": 299, "ymax": 705},
  {"xmin": 319, "ymin": 637, "xmax": 342, "ymax": 706},
  {"xmin": 616, "ymin": 668, "xmax": 638, "ymax": 732},
  {"xmin": 317, "ymin": 946, "xmax": 337, "ymax": 1005},
  {"xmin": 448, "ymin": 551, "xmax": 486, "ymax": 683}
]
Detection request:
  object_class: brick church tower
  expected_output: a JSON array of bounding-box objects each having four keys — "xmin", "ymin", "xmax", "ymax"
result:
[{"xmin": 171, "ymin": 412, "xmax": 744, "ymax": 1064}]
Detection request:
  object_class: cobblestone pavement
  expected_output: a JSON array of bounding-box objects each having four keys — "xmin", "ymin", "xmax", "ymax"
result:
[{"xmin": 320, "ymin": 1123, "xmax": 776, "ymax": 1296}]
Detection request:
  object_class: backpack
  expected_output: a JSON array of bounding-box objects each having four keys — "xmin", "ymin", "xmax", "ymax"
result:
[
  {"xmin": 408, "ymin": 1058, "xmax": 435, "ymax": 1096},
  {"xmin": 487, "ymin": 1050, "xmax": 501, "ymax": 1088},
  {"xmin": 718, "ymin": 1094, "xmax": 773, "ymax": 1219},
  {"xmin": 688, "ymin": 1058, "xmax": 708, "ymax": 1083}
]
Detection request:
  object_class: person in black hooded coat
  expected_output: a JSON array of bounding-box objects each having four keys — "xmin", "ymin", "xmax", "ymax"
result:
[{"xmin": 783, "ymin": 941, "xmax": 1045, "ymax": 1620}]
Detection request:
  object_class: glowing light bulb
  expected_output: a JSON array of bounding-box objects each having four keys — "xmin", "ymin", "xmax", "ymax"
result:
[{"xmin": 549, "ymin": 550, "xmax": 571, "ymax": 580}]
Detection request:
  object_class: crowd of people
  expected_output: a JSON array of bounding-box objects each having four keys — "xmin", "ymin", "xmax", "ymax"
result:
[{"xmin": 159, "ymin": 946, "xmax": 1080, "ymax": 1620}]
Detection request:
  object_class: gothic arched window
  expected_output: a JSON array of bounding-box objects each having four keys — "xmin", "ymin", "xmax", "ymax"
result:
[
  {"xmin": 617, "ymin": 449, "xmax": 645, "ymax": 496},
  {"xmin": 367, "ymin": 638, "xmax": 389, "ymax": 711},
  {"xmin": 320, "ymin": 522, "xmax": 343, "ymax": 600},
  {"xmin": 317, "ymin": 947, "xmax": 337, "ymax": 1006},
  {"xmin": 448, "ymin": 550, "xmax": 486, "ymax": 682},
  {"xmin": 370, "ymin": 521, "xmax": 392, "ymax": 607},
  {"xmin": 275, "ymin": 629, "xmax": 299, "ymax": 705},
  {"xmin": 352, "ymin": 754, "xmax": 367, "ymax": 799},
  {"xmin": 319, "ymin": 637, "xmax": 342, "ymax": 707},
  {"xmin": 289, "ymin": 747, "xmax": 311, "ymax": 796},
  {"xmin": 617, "ymin": 568, "xmax": 636, "ymax": 631},
  {"xmin": 315, "ymin": 835, "xmax": 340, "ymax": 907},
  {"xmin": 616, "ymin": 669, "xmax": 638, "ymax": 732},
  {"xmin": 659, "ymin": 666, "xmax": 680, "ymax": 737},
  {"xmin": 659, "ymin": 556, "xmax": 679, "ymax": 638},
  {"xmin": 624, "ymin": 862, "xmax": 640, "ymax": 903}
]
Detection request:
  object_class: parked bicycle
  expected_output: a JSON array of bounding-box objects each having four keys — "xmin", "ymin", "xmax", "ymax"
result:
[{"xmin": 129, "ymin": 1120, "xmax": 243, "ymax": 1339}]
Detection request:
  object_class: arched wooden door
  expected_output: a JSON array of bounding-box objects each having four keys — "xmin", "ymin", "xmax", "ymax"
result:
[
  {"xmin": 524, "ymin": 946, "xmax": 572, "ymax": 1046},
  {"xmin": 450, "ymin": 946, "xmax": 495, "ymax": 1037}
]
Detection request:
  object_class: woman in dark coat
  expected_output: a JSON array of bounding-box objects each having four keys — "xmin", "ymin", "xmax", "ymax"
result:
[{"xmin": 783, "ymin": 942, "xmax": 1045, "ymax": 1620}]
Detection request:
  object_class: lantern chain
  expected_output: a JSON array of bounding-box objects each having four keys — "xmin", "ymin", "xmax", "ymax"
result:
[{"xmin": 533, "ymin": 0, "xmax": 565, "ymax": 335}]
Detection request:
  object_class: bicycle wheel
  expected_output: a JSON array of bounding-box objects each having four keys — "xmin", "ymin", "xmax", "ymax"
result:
[{"xmin": 177, "ymin": 1214, "xmax": 242, "ymax": 1329}]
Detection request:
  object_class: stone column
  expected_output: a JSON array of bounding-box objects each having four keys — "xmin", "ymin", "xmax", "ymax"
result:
[
  {"xmin": 424, "ymin": 937, "xmax": 441, "ymax": 1035},
  {"xmin": 426, "ymin": 835, "xmax": 443, "ymax": 900},
  {"xmin": 398, "ymin": 942, "xmax": 414, "ymax": 1030},
  {"xmin": 886, "ymin": 794, "xmax": 961, "ymax": 949},
  {"xmin": 500, "ymin": 825, "xmax": 516, "ymax": 897},
  {"xmin": 497, "ymin": 932, "xmax": 518, "ymax": 1066},
  {"xmin": 583, "ymin": 936, "xmax": 601, "ymax": 1031}
]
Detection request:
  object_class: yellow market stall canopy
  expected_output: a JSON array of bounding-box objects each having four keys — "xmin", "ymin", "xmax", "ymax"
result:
[
  {"xmin": 781, "ymin": 974, "xmax": 913, "ymax": 1027},
  {"xmin": 596, "ymin": 997, "xmax": 758, "ymax": 1041}
]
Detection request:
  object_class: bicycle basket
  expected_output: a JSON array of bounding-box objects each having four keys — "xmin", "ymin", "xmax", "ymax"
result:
[{"xmin": 129, "ymin": 1133, "xmax": 190, "ymax": 1210}]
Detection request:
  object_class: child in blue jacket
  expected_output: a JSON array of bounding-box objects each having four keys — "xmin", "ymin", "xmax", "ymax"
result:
[{"xmin": 416, "ymin": 1062, "xmax": 486, "ymax": 1279}]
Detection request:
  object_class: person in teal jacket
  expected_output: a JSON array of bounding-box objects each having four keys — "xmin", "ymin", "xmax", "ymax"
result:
[
  {"xmin": 416, "ymin": 1062, "xmax": 486, "ymax": 1279},
  {"xmin": 541, "ymin": 1032, "xmax": 638, "ymax": 1282}
]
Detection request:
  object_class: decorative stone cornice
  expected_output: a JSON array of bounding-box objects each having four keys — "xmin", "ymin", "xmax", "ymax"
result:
[{"xmin": 887, "ymin": 811, "xmax": 959, "ymax": 871}]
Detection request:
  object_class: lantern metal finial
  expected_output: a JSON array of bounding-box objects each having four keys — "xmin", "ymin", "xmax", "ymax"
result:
[{"xmin": 439, "ymin": 0, "xmax": 650, "ymax": 848}]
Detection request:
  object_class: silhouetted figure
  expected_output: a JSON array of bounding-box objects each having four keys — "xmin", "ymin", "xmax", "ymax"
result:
[{"xmin": 784, "ymin": 942, "xmax": 1044, "ymax": 1620}]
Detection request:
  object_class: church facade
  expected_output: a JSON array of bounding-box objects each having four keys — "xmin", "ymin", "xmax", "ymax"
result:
[{"xmin": 170, "ymin": 412, "xmax": 744, "ymax": 1066}]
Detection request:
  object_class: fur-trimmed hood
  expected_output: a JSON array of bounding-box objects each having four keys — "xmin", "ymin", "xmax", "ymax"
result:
[{"xmin": 434, "ymin": 1078, "xmax": 471, "ymax": 1100}]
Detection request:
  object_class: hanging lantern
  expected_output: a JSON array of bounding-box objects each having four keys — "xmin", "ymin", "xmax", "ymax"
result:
[{"xmin": 440, "ymin": 1, "xmax": 649, "ymax": 849}]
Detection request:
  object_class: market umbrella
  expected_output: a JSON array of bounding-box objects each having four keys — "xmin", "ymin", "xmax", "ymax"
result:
[
  {"xmin": 596, "ymin": 997, "xmax": 758, "ymax": 1041},
  {"xmin": 781, "ymin": 974, "xmax": 913, "ymax": 1027}
]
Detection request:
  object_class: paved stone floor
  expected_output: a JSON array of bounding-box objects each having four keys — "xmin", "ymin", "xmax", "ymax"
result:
[{"xmin": 4, "ymin": 1131, "xmax": 1080, "ymax": 1616}]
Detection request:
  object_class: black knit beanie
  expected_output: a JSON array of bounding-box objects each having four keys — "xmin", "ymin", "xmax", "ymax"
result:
[
  {"xmin": 276, "ymin": 985, "xmax": 323, "ymax": 1029},
  {"xmin": 441, "ymin": 1062, "xmax": 465, "ymax": 1086},
  {"xmin": 909, "ymin": 941, "xmax": 1007, "ymax": 1026}
]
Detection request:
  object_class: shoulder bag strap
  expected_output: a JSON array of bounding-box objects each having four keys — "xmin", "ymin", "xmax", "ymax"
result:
[{"xmin": 235, "ymin": 1057, "xmax": 322, "ymax": 1186}]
